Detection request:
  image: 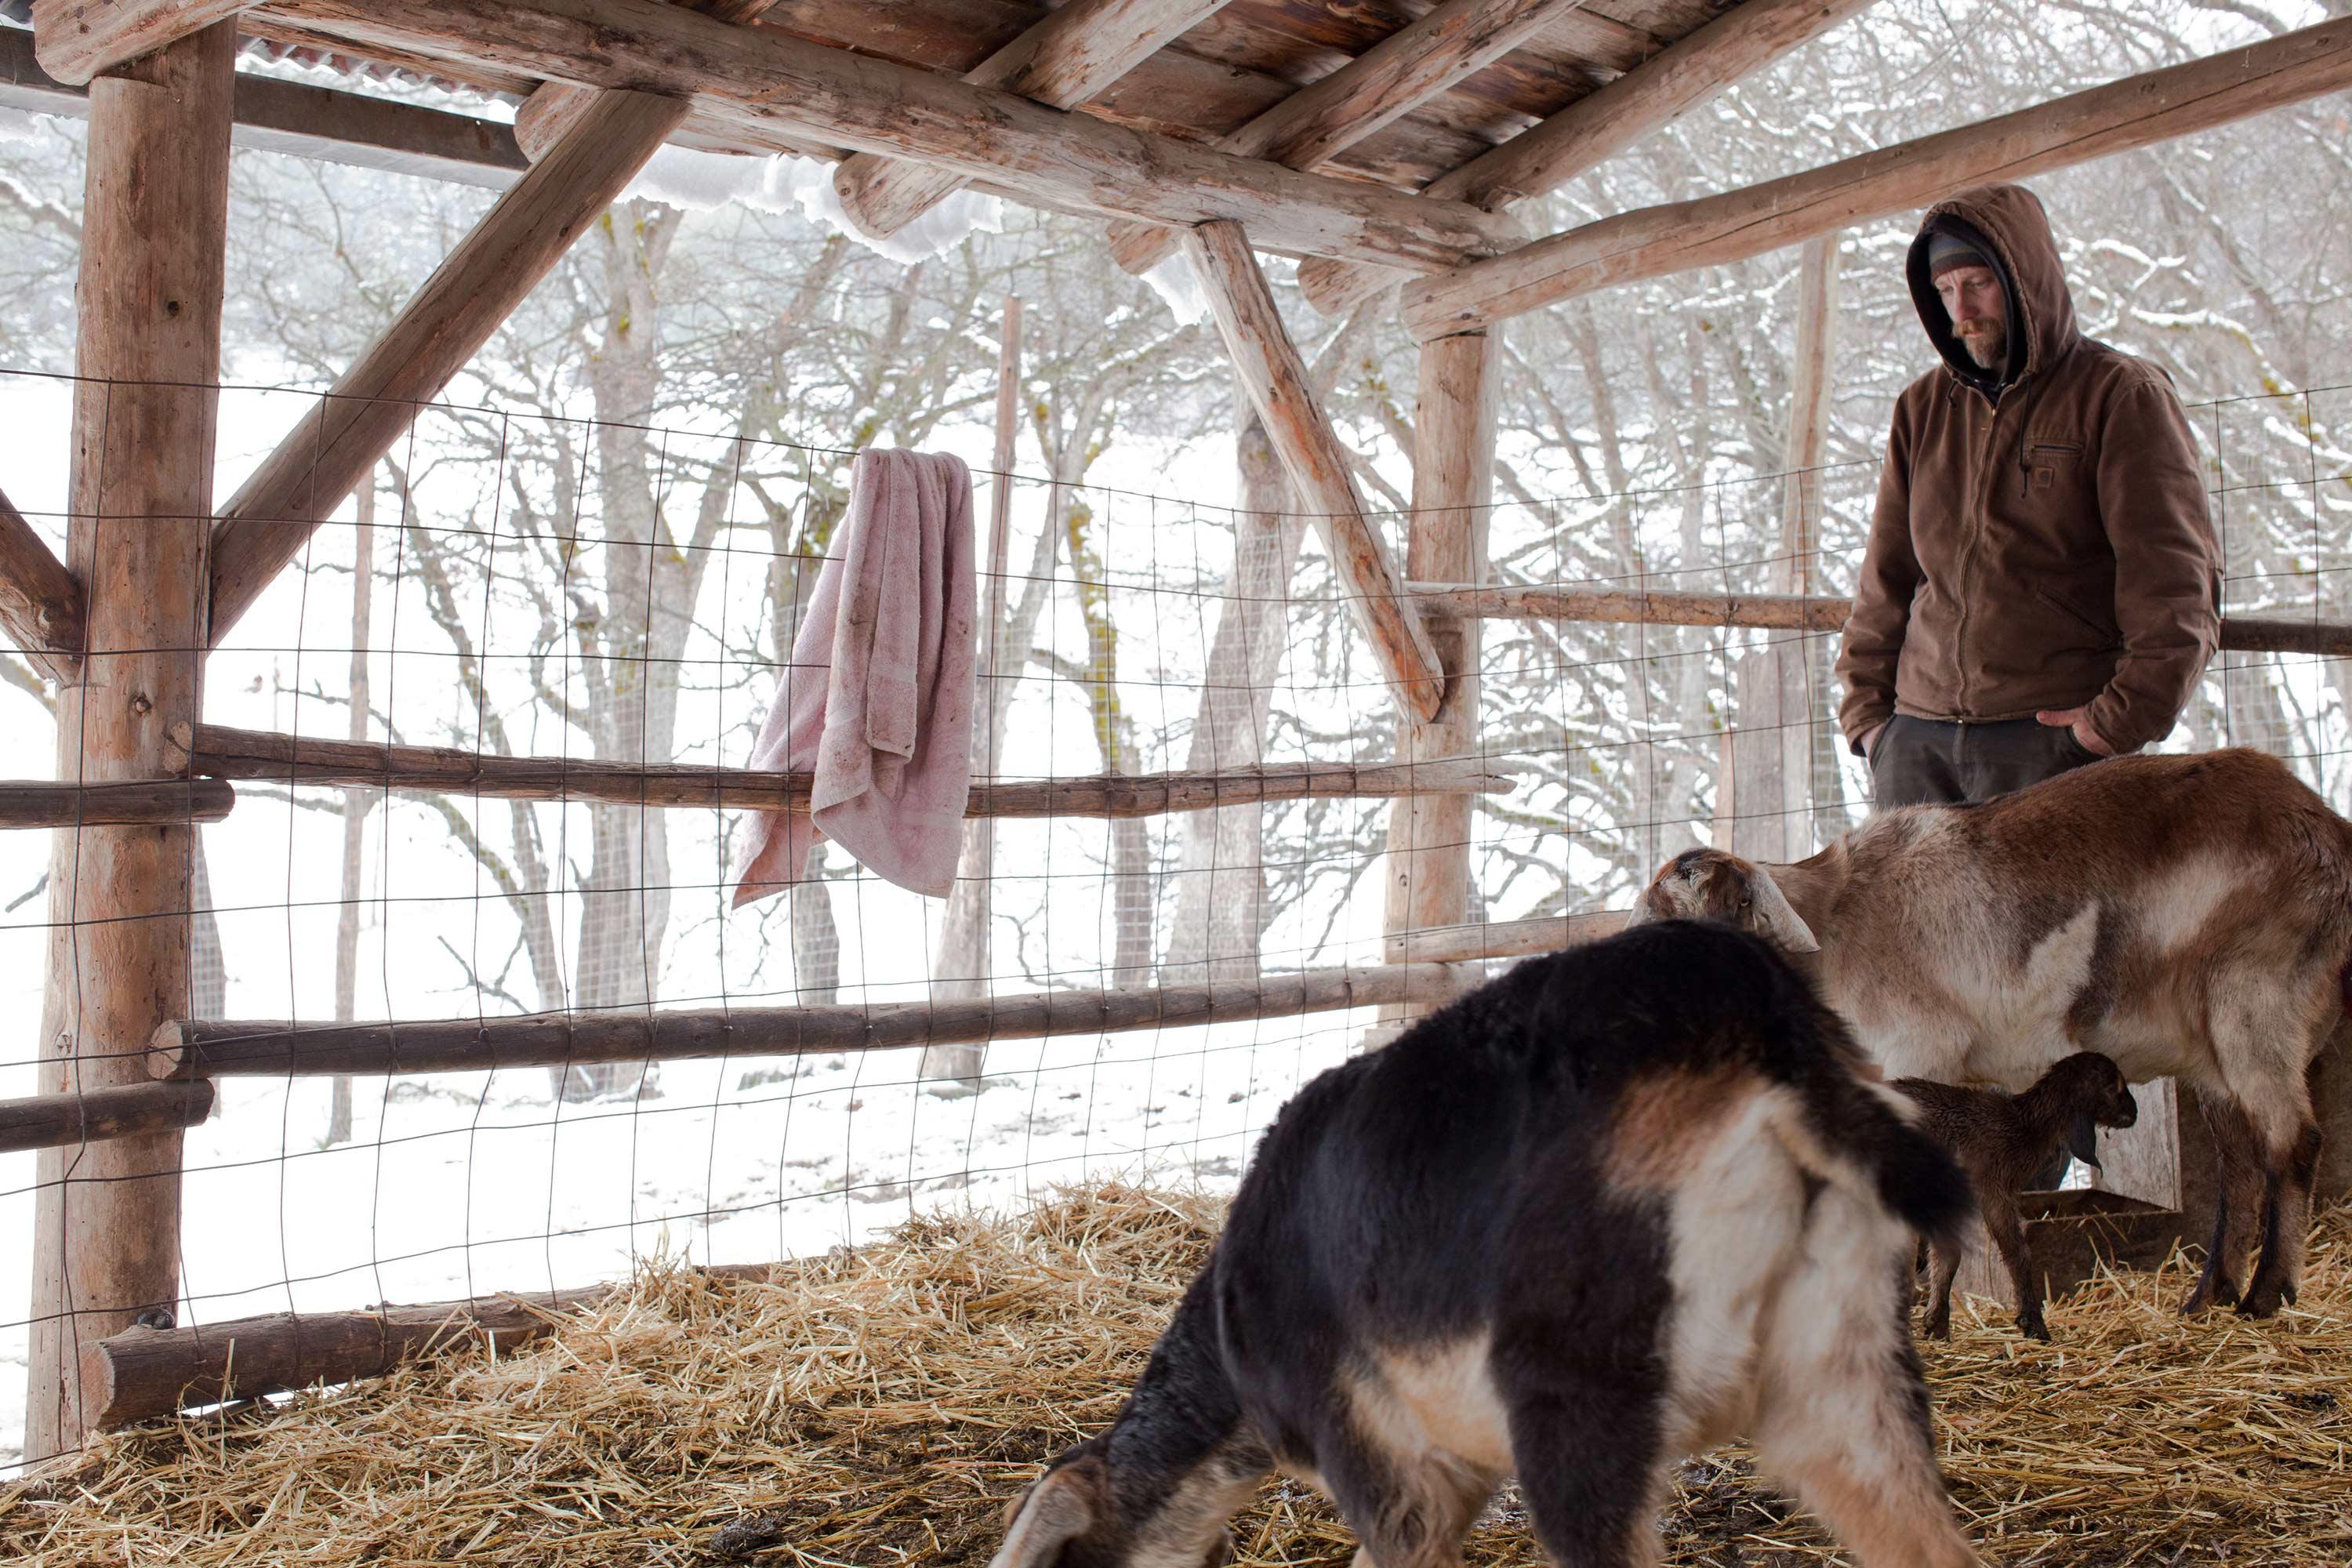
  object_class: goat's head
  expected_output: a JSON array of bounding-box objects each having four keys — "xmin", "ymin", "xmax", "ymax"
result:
[
  {"xmin": 1628, "ymin": 847, "xmax": 1819, "ymax": 954},
  {"xmin": 2034, "ymin": 1051, "xmax": 2138, "ymax": 1168},
  {"xmin": 991, "ymin": 1442, "xmax": 1240, "ymax": 1568}
]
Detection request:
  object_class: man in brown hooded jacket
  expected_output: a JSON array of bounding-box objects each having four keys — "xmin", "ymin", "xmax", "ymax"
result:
[{"xmin": 1835, "ymin": 183, "xmax": 2219, "ymax": 807}]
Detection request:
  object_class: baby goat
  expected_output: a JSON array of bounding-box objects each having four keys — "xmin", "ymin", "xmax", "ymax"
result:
[
  {"xmin": 1631, "ymin": 748, "xmax": 2349, "ymax": 1319},
  {"xmin": 991, "ymin": 921, "xmax": 1983, "ymax": 1568},
  {"xmin": 1893, "ymin": 1052, "xmax": 2139, "ymax": 1341}
]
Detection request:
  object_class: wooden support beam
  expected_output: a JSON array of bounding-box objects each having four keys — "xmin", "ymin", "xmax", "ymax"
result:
[
  {"xmin": 0, "ymin": 1080, "xmax": 214, "ymax": 1156},
  {"xmin": 0, "ymin": 777, "xmax": 234, "ymax": 829},
  {"xmin": 1381, "ymin": 327, "xmax": 1498, "ymax": 1020},
  {"xmin": 832, "ymin": 0, "xmax": 1234, "ymax": 241},
  {"xmin": 263, "ymin": 0, "xmax": 1521, "ymax": 272},
  {"xmin": 83, "ymin": 1262, "xmax": 776, "ymax": 1429},
  {"xmin": 205, "ymin": 87, "xmax": 689, "ymax": 646},
  {"xmin": 1298, "ymin": 0, "xmax": 1879, "ymax": 317},
  {"xmin": 1414, "ymin": 583, "xmax": 2352, "ymax": 658},
  {"xmin": 511, "ymin": 0, "xmax": 776, "ymax": 162},
  {"xmin": 148, "ymin": 961, "xmax": 1465, "ymax": 1080},
  {"xmin": 29, "ymin": 16, "xmax": 234, "ymax": 1466},
  {"xmin": 1401, "ymin": 15, "xmax": 2352, "ymax": 339},
  {"xmin": 31, "ymin": 0, "xmax": 254, "ymax": 85},
  {"xmin": 0, "ymin": 482, "xmax": 83, "ymax": 683},
  {"xmin": 0, "ymin": 27, "xmax": 528, "ymax": 190},
  {"xmin": 1182, "ymin": 221, "xmax": 1446, "ymax": 723},
  {"xmin": 181, "ymin": 721, "xmax": 1507, "ymax": 817},
  {"xmin": 1389, "ymin": 909, "xmax": 1624, "ymax": 967},
  {"xmin": 1108, "ymin": 0, "xmax": 1586, "ymax": 277}
]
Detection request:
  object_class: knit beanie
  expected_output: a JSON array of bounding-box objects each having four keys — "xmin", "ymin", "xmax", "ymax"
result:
[{"xmin": 1926, "ymin": 231, "xmax": 1992, "ymax": 278}]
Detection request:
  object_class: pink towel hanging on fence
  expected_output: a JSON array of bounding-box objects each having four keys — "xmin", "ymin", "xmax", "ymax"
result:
[{"xmin": 731, "ymin": 448, "xmax": 977, "ymax": 905}]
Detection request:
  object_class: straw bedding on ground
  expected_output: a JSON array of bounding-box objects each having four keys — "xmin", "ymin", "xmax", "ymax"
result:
[{"xmin": 5, "ymin": 1185, "xmax": 2348, "ymax": 1566}]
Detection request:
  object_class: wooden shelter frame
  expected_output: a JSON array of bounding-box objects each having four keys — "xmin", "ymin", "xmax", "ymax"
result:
[{"xmin": 5, "ymin": 0, "xmax": 2352, "ymax": 1455}]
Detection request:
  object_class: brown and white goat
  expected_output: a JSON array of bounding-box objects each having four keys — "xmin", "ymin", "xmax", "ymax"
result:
[
  {"xmin": 1631, "ymin": 747, "xmax": 2349, "ymax": 1319},
  {"xmin": 991, "ymin": 921, "xmax": 1983, "ymax": 1568},
  {"xmin": 1893, "ymin": 1052, "xmax": 2140, "ymax": 1341}
]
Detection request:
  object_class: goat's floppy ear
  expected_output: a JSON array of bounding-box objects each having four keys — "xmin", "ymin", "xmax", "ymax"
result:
[
  {"xmin": 1747, "ymin": 868, "xmax": 1819, "ymax": 954},
  {"xmin": 992, "ymin": 1458, "xmax": 1104, "ymax": 1568},
  {"xmin": 1619, "ymin": 892, "xmax": 1658, "ymax": 930},
  {"xmin": 2066, "ymin": 1111, "xmax": 2102, "ymax": 1169}
]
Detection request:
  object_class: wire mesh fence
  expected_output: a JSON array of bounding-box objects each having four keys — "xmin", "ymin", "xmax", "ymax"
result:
[{"xmin": 2, "ymin": 368, "xmax": 2350, "ymax": 1464}]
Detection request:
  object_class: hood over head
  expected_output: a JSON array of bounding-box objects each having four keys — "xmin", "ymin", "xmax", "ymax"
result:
[{"xmin": 1907, "ymin": 183, "xmax": 2077, "ymax": 397}]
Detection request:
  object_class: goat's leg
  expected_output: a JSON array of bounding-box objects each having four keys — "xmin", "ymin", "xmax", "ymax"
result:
[
  {"xmin": 1752, "ymin": 1265, "xmax": 1980, "ymax": 1567},
  {"xmin": 1980, "ymin": 1197, "xmax": 2049, "ymax": 1340},
  {"xmin": 1319, "ymin": 1421, "xmax": 1495, "ymax": 1568},
  {"xmin": 2184, "ymin": 1092, "xmax": 2266, "ymax": 1313},
  {"xmin": 1507, "ymin": 1377, "xmax": 1668, "ymax": 1568},
  {"xmin": 2241, "ymin": 1116, "xmax": 2325, "ymax": 1318},
  {"xmin": 1922, "ymin": 1237, "xmax": 1962, "ymax": 1340}
]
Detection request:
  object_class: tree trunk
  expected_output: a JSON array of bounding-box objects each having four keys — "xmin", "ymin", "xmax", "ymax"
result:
[
  {"xmin": 328, "ymin": 475, "xmax": 376, "ymax": 1145},
  {"xmin": 1062, "ymin": 488, "xmax": 1155, "ymax": 984},
  {"xmin": 1163, "ymin": 405, "xmax": 1302, "ymax": 983}
]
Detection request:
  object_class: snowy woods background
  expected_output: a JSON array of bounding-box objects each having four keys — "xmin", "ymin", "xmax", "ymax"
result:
[{"xmin": 4, "ymin": 0, "xmax": 2352, "ymax": 1465}]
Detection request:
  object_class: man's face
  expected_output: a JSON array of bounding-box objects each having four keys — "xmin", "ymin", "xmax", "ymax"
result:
[{"xmin": 1935, "ymin": 264, "xmax": 2006, "ymax": 369}]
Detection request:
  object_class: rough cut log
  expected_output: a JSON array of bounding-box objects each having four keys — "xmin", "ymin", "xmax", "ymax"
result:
[
  {"xmin": 1414, "ymin": 584, "xmax": 2352, "ymax": 657},
  {"xmin": 1381, "ymin": 328, "xmax": 1497, "ymax": 1020},
  {"xmin": 0, "ymin": 777, "xmax": 234, "ymax": 830},
  {"xmin": 0, "ymin": 27, "xmax": 528, "ymax": 190},
  {"xmin": 28, "ymin": 18, "xmax": 233, "ymax": 1466},
  {"xmin": 0, "ymin": 482, "xmax": 83, "ymax": 683},
  {"xmin": 206, "ymin": 89, "xmax": 689, "ymax": 647},
  {"xmin": 149, "ymin": 961, "xmax": 1464, "ymax": 1080},
  {"xmin": 1297, "ymin": 0, "xmax": 1880, "ymax": 317},
  {"xmin": 263, "ymin": 0, "xmax": 1521, "ymax": 272},
  {"xmin": 1183, "ymin": 221, "xmax": 1446, "ymax": 722},
  {"xmin": 181, "ymin": 721, "xmax": 1506, "ymax": 818},
  {"xmin": 31, "ymin": 0, "xmax": 254, "ymax": 85},
  {"xmin": 832, "ymin": 0, "xmax": 1233, "ymax": 241},
  {"xmin": 0, "ymin": 1080, "xmax": 215, "ymax": 1156},
  {"xmin": 1107, "ymin": 0, "xmax": 1581, "ymax": 276},
  {"xmin": 1390, "ymin": 908, "xmax": 1626, "ymax": 967},
  {"xmin": 1402, "ymin": 15, "xmax": 2352, "ymax": 338},
  {"xmin": 511, "ymin": 0, "xmax": 776, "ymax": 161},
  {"xmin": 82, "ymin": 1263, "xmax": 778, "ymax": 1429}
]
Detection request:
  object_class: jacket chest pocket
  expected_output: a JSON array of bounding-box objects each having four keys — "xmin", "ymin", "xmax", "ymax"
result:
[{"xmin": 2025, "ymin": 439, "xmax": 2085, "ymax": 495}]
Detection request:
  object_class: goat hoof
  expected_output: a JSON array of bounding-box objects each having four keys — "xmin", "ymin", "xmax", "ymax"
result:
[
  {"xmin": 2019, "ymin": 1317, "xmax": 2051, "ymax": 1342},
  {"xmin": 2236, "ymin": 1289, "xmax": 2286, "ymax": 1321}
]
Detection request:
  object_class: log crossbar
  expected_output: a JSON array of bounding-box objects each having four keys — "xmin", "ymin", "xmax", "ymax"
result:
[
  {"xmin": 1414, "ymin": 584, "xmax": 2352, "ymax": 659},
  {"xmin": 83, "ymin": 1262, "xmax": 777, "ymax": 1429},
  {"xmin": 151, "ymin": 962, "xmax": 1465, "ymax": 1080},
  {"xmin": 0, "ymin": 1080, "xmax": 216, "ymax": 1156},
  {"xmin": 0, "ymin": 777, "xmax": 235, "ymax": 830},
  {"xmin": 184, "ymin": 723, "xmax": 1507, "ymax": 818}
]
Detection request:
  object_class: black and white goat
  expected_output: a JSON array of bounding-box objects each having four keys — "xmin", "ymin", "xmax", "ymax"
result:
[{"xmin": 990, "ymin": 921, "xmax": 1982, "ymax": 1568}]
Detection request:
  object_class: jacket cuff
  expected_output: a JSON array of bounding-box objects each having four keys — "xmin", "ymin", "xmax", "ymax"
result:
[{"xmin": 1842, "ymin": 710, "xmax": 1893, "ymax": 757}]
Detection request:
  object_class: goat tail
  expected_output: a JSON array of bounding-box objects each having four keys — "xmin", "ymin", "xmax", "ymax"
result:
[{"xmin": 1781, "ymin": 1074, "xmax": 1974, "ymax": 1254}]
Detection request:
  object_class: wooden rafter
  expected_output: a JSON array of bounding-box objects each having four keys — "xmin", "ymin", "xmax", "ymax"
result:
[
  {"xmin": 205, "ymin": 88, "xmax": 689, "ymax": 646},
  {"xmin": 30, "ymin": 0, "xmax": 255, "ymax": 85},
  {"xmin": 0, "ymin": 484, "xmax": 82, "ymax": 683},
  {"xmin": 1, "ymin": 27, "xmax": 526, "ymax": 190},
  {"xmin": 1182, "ymin": 220, "xmax": 1446, "ymax": 723},
  {"xmin": 1402, "ymin": 14, "xmax": 2352, "ymax": 339},
  {"xmin": 180, "ymin": 722, "xmax": 1509, "ymax": 817},
  {"xmin": 511, "ymin": 0, "xmax": 777, "ymax": 161},
  {"xmin": 1109, "ymin": 0, "xmax": 1589, "ymax": 278},
  {"xmin": 260, "ymin": 0, "xmax": 1521, "ymax": 272},
  {"xmin": 831, "ymin": 0, "xmax": 1236, "ymax": 241},
  {"xmin": 1298, "ymin": 0, "xmax": 1882, "ymax": 317}
]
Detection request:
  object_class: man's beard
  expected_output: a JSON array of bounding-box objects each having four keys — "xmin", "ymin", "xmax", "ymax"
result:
[{"xmin": 1958, "ymin": 324, "xmax": 2006, "ymax": 369}]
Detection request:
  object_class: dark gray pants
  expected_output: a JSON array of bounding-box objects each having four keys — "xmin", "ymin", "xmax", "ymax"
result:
[{"xmin": 1868, "ymin": 714, "xmax": 2100, "ymax": 809}]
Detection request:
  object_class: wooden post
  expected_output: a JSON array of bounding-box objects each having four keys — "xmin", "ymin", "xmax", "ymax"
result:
[
  {"xmin": 28, "ymin": 17, "xmax": 234, "ymax": 1463},
  {"xmin": 925, "ymin": 296, "xmax": 1022, "ymax": 1087},
  {"xmin": 326, "ymin": 470, "xmax": 376, "ymax": 1147},
  {"xmin": 1766, "ymin": 230, "xmax": 1840, "ymax": 861},
  {"xmin": 1381, "ymin": 328, "xmax": 1497, "ymax": 1020}
]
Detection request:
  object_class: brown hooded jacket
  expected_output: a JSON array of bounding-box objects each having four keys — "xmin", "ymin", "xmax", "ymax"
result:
[{"xmin": 1835, "ymin": 184, "xmax": 2218, "ymax": 756}]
